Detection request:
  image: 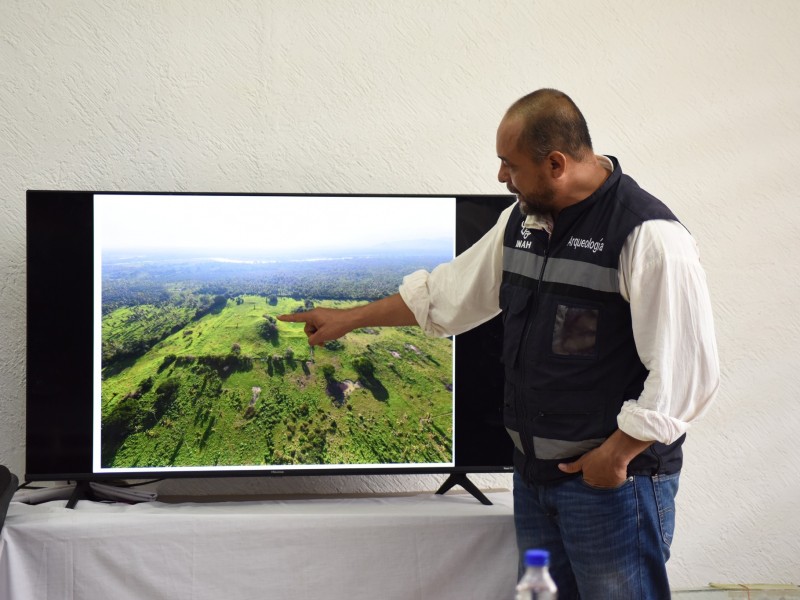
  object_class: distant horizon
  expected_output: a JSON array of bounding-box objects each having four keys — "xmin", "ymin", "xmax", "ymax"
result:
[{"xmin": 100, "ymin": 237, "xmax": 454, "ymax": 261}]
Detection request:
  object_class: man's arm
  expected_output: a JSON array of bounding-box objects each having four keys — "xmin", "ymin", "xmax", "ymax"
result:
[
  {"xmin": 618, "ymin": 220, "xmax": 720, "ymax": 442},
  {"xmin": 280, "ymin": 202, "xmax": 519, "ymax": 346},
  {"xmin": 277, "ymin": 293, "xmax": 417, "ymax": 346}
]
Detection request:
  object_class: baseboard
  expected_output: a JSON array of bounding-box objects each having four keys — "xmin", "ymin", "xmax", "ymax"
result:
[{"xmin": 672, "ymin": 586, "xmax": 800, "ymax": 599}]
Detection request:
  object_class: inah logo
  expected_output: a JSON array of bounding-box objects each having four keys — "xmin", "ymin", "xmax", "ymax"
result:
[
  {"xmin": 567, "ymin": 236, "xmax": 605, "ymax": 253},
  {"xmin": 520, "ymin": 224, "xmax": 531, "ymax": 239}
]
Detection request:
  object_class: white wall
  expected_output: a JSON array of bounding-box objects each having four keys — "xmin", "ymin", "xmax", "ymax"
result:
[{"xmin": 1, "ymin": 0, "xmax": 798, "ymax": 589}]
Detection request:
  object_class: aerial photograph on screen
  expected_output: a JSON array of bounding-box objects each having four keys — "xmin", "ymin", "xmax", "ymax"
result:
[{"xmin": 95, "ymin": 195, "xmax": 455, "ymax": 472}]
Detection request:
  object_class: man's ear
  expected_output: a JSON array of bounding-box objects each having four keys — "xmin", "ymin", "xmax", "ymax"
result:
[{"xmin": 548, "ymin": 151, "xmax": 567, "ymax": 179}]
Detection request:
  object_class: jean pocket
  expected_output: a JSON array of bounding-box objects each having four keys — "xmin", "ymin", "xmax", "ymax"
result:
[
  {"xmin": 578, "ymin": 475, "xmax": 634, "ymax": 492},
  {"xmin": 653, "ymin": 473, "xmax": 680, "ymax": 548}
]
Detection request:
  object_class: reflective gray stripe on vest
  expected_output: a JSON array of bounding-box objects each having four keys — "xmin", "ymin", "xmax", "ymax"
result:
[
  {"xmin": 506, "ymin": 428, "xmax": 525, "ymax": 454},
  {"xmin": 503, "ymin": 249, "xmax": 545, "ymax": 283},
  {"xmin": 503, "ymin": 249, "xmax": 619, "ymax": 294},
  {"xmin": 506, "ymin": 427, "xmax": 607, "ymax": 460},
  {"xmin": 534, "ymin": 436, "xmax": 607, "ymax": 460}
]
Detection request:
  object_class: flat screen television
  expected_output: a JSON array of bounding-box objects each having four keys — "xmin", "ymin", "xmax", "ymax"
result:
[{"xmin": 26, "ymin": 191, "xmax": 515, "ymax": 502}]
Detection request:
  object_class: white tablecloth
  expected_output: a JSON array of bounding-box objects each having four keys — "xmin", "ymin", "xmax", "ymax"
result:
[{"xmin": 0, "ymin": 491, "xmax": 516, "ymax": 600}]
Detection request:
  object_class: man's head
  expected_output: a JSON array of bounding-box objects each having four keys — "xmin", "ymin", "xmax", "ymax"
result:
[{"xmin": 496, "ymin": 89, "xmax": 595, "ymax": 217}]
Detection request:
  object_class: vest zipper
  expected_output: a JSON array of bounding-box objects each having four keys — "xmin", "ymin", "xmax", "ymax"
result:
[{"xmin": 518, "ymin": 235, "xmax": 550, "ymax": 480}]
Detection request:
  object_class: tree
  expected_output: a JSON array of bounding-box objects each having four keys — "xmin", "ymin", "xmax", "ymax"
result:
[
  {"xmin": 320, "ymin": 364, "xmax": 336, "ymax": 381},
  {"xmin": 158, "ymin": 354, "xmax": 177, "ymax": 372},
  {"xmin": 323, "ymin": 339, "xmax": 343, "ymax": 351},
  {"xmin": 258, "ymin": 315, "xmax": 278, "ymax": 341},
  {"xmin": 148, "ymin": 377, "xmax": 181, "ymax": 425},
  {"xmin": 352, "ymin": 355, "xmax": 375, "ymax": 379}
]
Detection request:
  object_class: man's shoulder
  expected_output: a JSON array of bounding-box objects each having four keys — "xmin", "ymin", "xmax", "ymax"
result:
[{"xmin": 614, "ymin": 175, "xmax": 678, "ymax": 224}]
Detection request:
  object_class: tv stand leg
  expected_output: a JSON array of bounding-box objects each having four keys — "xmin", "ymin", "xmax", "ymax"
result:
[
  {"xmin": 435, "ymin": 473, "xmax": 492, "ymax": 505},
  {"xmin": 66, "ymin": 481, "xmax": 94, "ymax": 509}
]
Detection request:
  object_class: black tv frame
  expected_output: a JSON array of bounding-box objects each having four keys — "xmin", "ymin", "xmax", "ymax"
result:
[{"xmin": 26, "ymin": 190, "xmax": 515, "ymax": 503}]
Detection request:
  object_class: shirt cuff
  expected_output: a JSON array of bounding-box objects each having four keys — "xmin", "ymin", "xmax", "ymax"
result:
[
  {"xmin": 398, "ymin": 270, "xmax": 450, "ymax": 338},
  {"xmin": 617, "ymin": 400, "xmax": 689, "ymax": 445}
]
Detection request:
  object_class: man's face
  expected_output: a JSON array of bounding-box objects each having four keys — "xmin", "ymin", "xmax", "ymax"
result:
[{"xmin": 496, "ymin": 115, "xmax": 555, "ymax": 216}]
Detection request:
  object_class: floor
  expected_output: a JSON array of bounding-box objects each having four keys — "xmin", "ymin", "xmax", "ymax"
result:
[{"xmin": 672, "ymin": 588, "xmax": 800, "ymax": 599}]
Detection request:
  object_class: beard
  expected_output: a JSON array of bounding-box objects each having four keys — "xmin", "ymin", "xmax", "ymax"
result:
[{"xmin": 514, "ymin": 187, "xmax": 556, "ymax": 217}]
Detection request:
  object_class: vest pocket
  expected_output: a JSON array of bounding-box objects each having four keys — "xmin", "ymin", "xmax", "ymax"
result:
[
  {"xmin": 499, "ymin": 284, "xmax": 533, "ymax": 366},
  {"xmin": 525, "ymin": 389, "xmax": 616, "ymax": 461},
  {"xmin": 550, "ymin": 301, "xmax": 599, "ymax": 358}
]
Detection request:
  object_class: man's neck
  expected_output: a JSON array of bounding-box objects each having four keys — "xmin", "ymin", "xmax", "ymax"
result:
[
  {"xmin": 553, "ymin": 155, "xmax": 611, "ymax": 218},
  {"xmin": 569, "ymin": 155, "xmax": 611, "ymax": 201}
]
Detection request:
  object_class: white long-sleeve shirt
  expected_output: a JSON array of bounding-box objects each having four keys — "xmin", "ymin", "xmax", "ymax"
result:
[{"xmin": 399, "ymin": 166, "xmax": 720, "ymax": 445}]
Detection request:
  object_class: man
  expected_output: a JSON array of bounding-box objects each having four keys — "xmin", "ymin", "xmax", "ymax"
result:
[{"xmin": 279, "ymin": 89, "xmax": 719, "ymax": 599}]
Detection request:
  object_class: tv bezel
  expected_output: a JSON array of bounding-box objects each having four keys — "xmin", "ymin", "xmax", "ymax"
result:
[{"xmin": 25, "ymin": 190, "xmax": 515, "ymax": 483}]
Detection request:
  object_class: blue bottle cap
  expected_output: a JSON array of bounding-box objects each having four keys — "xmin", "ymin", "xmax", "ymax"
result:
[{"xmin": 524, "ymin": 549, "xmax": 550, "ymax": 567}]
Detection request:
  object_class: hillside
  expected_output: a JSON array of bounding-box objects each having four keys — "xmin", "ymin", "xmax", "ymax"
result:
[{"xmin": 100, "ymin": 295, "xmax": 453, "ymax": 470}]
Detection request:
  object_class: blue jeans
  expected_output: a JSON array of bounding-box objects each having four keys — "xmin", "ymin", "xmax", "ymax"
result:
[{"xmin": 513, "ymin": 470, "xmax": 679, "ymax": 600}]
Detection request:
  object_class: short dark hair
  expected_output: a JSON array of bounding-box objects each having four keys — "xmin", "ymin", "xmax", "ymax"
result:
[{"xmin": 506, "ymin": 89, "xmax": 593, "ymax": 162}]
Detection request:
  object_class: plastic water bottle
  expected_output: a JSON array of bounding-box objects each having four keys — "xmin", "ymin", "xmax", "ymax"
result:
[{"xmin": 515, "ymin": 549, "xmax": 558, "ymax": 599}]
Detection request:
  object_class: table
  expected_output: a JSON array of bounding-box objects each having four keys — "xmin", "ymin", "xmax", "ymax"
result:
[{"xmin": 0, "ymin": 491, "xmax": 516, "ymax": 600}]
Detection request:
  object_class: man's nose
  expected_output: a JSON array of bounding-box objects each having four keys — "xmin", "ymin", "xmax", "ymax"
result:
[{"xmin": 497, "ymin": 164, "xmax": 508, "ymax": 182}]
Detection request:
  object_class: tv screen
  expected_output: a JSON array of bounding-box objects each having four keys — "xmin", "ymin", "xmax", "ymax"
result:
[{"xmin": 26, "ymin": 191, "xmax": 514, "ymax": 485}]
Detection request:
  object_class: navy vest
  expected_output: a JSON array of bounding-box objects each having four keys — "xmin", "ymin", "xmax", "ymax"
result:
[{"xmin": 501, "ymin": 156, "xmax": 685, "ymax": 484}]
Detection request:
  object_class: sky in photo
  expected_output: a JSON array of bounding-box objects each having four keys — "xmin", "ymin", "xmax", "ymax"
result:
[{"xmin": 95, "ymin": 194, "xmax": 456, "ymax": 254}]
